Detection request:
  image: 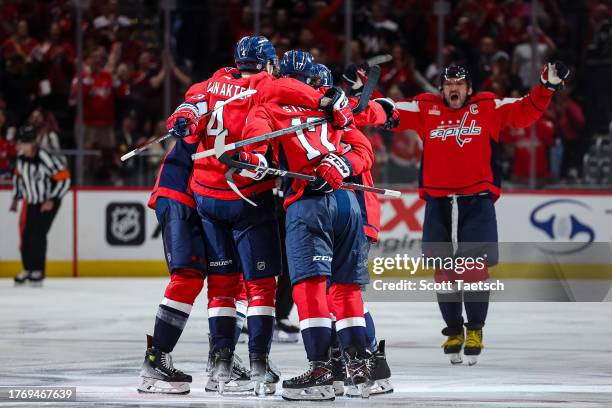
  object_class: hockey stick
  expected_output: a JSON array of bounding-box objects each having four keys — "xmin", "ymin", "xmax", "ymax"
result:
[
  {"xmin": 191, "ymin": 66, "xmax": 381, "ymax": 161},
  {"xmin": 213, "ymin": 129, "xmax": 400, "ymax": 207},
  {"xmin": 366, "ymin": 54, "xmax": 392, "ymax": 66},
  {"xmin": 120, "ymin": 89, "xmax": 257, "ymax": 162}
]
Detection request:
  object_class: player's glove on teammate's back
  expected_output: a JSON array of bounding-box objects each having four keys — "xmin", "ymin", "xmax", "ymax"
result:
[
  {"xmin": 540, "ymin": 61, "xmax": 570, "ymax": 92},
  {"xmin": 232, "ymin": 151, "xmax": 269, "ymax": 181},
  {"xmin": 374, "ymin": 97, "xmax": 401, "ymax": 129},
  {"xmin": 310, "ymin": 153, "xmax": 353, "ymax": 194},
  {"xmin": 319, "ymin": 87, "xmax": 354, "ymax": 129},
  {"xmin": 166, "ymin": 102, "xmax": 199, "ymax": 138}
]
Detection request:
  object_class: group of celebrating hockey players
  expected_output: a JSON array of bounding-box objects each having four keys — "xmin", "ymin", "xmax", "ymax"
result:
[{"xmin": 137, "ymin": 34, "xmax": 569, "ymax": 401}]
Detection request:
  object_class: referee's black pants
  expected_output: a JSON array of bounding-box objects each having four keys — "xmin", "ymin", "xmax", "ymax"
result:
[{"xmin": 20, "ymin": 199, "xmax": 61, "ymax": 274}]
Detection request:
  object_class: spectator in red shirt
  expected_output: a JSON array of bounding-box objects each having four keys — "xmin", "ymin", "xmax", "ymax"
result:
[
  {"xmin": 3, "ymin": 19, "xmax": 38, "ymax": 65},
  {"xmin": 0, "ymin": 109, "xmax": 16, "ymax": 180},
  {"xmin": 550, "ymin": 90, "xmax": 586, "ymax": 178},
  {"xmin": 35, "ymin": 22, "xmax": 75, "ymax": 112},
  {"xmin": 70, "ymin": 46, "xmax": 116, "ymax": 150},
  {"xmin": 501, "ymin": 116, "xmax": 555, "ymax": 185}
]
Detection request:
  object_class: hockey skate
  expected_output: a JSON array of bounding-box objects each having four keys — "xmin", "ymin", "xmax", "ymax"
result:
[
  {"xmin": 442, "ymin": 327, "xmax": 465, "ymax": 365},
  {"xmin": 330, "ymin": 348, "xmax": 346, "ymax": 396},
  {"xmin": 282, "ymin": 360, "xmax": 335, "ymax": 401},
  {"xmin": 346, "ymin": 340, "xmax": 393, "ymax": 397},
  {"xmin": 28, "ymin": 270, "xmax": 44, "ymax": 287},
  {"xmin": 343, "ymin": 346, "xmax": 372, "ymax": 398},
  {"xmin": 138, "ymin": 335, "xmax": 191, "ymax": 394},
  {"xmin": 205, "ymin": 353, "xmax": 253, "ymax": 393},
  {"xmin": 207, "ymin": 347, "xmax": 234, "ymax": 394},
  {"xmin": 13, "ymin": 271, "xmax": 29, "ymax": 286},
  {"xmin": 272, "ymin": 318, "xmax": 300, "ymax": 343},
  {"xmin": 250, "ymin": 353, "xmax": 280, "ymax": 396},
  {"xmin": 464, "ymin": 328, "xmax": 484, "ymax": 366}
]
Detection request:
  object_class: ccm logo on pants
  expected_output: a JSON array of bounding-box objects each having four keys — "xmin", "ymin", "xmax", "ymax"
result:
[{"xmin": 313, "ymin": 256, "xmax": 333, "ymax": 262}]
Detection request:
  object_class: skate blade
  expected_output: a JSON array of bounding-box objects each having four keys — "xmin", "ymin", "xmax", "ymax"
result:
[
  {"xmin": 333, "ymin": 380, "xmax": 345, "ymax": 396},
  {"xmin": 138, "ymin": 377, "xmax": 190, "ymax": 394},
  {"xmin": 370, "ymin": 378, "xmax": 394, "ymax": 395},
  {"xmin": 252, "ymin": 380, "xmax": 276, "ymax": 396},
  {"xmin": 466, "ymin": 355, "xmax": 479, "ymax": 366},
  {"xmin": 345, "ymin": 381, "xmax": 373, "ymax": 399},
  {"xmin": 273, "ymin": 330, "xmax": 299, "ymax": 343},
  {"xmin": 448, "ymin": 353, "xmax": 463, "ymax": 365},
  {"xmin": 281, "ymin": 385, "xmax": 335, "ymax": 401},
  {"xmin": 205, "ymin": 378, "xmax": 254, "ymax": 393}
]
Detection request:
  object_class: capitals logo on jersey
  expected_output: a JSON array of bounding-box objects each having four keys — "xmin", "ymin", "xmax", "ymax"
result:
[{"xmin": 429, "ymin": 111, "xmax": 482, "ymax": 147}]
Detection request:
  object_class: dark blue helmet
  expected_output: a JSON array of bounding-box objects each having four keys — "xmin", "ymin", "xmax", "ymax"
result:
[
  {"xmin": 439, "ymin": 65, "xmax": 472, "ymax": 89},
  {"xmin": 234, "ymin": 35, "xmax": 278, "ymax": 72},
  {"xmin": 279, "ymin": 50, "xmax": 316, "ymax": 84},
  {"xmin": 315, "ymin": 63, "xmax": 333, "ymax": 87}
]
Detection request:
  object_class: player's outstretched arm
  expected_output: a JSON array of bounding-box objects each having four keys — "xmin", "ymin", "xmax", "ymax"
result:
[{"xmin": 492, "ymin": 61, "xmax": 570, "ymax": 132}]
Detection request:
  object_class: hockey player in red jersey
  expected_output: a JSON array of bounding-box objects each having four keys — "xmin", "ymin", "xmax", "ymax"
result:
[
  {"xmin": 314, "ymin": 62, "xmax": 396, "ymax": 397},
  {"xmin": 395, "ymin": 62, "xmax": 570, "ymax": 365},
  {"xmin": 171, "ymin": 36, "xmax": 354, "ymax": 395},
  {"xmin": 240, "ymin": 50, "xmax": 375, "ymax": 401}
]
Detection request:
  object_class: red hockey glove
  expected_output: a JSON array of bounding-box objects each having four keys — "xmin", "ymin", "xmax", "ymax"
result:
[
  {"xmin": 232, "ymin": 151, "xmax": 269, "ymax": 181},
  {"xmin": 374, "ymin": 97, "xmax": 401, "ymax": 129},
  {"xmin": 319, "ymin": 87, "xmax": 354, "ymax": 129},
  {"xmin": 540, "ymin": 61, "xmax": 570, "ymax": 92},
  {"xmin": 310, "ymin": 153, "xmax": 353, "ymax": 193},
  {"xmin": 166, "ymin": 102, "xmax": 199, "ymax": 138}
]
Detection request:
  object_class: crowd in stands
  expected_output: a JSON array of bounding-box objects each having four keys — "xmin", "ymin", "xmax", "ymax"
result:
[{"xmin": 0, "ymin": 0, "xmax": 610, "ymax": 187}]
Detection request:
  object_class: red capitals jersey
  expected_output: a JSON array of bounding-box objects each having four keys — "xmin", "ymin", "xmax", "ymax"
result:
[
  {"xmin": 190, "ymin": 68, "xmax": 323, "ymax": 200},
  {"xmin": 396, "ymin": 84, "xmax": 553, "ymax": 200},
  {"xmin": 243, "ymin": 104, "xmax": 373, "ymax": 209}
]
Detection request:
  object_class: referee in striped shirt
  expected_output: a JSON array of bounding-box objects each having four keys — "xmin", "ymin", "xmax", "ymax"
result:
[{"xmin": 10, "ymin": 125, "xmax": 70, "ymax": 286}]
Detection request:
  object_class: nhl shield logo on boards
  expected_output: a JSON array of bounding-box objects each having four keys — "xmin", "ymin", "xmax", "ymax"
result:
[
  {"xmin": 106, "ymin": 203, "xmax": 146, "ymax": 246},
  {"xmin": 257, "ymin": 261, "xmax": 266, "ymax": 271}
]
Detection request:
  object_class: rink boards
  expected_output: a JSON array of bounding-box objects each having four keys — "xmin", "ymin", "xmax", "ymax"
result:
[{"xmin": 0, "ymin": 187, "xmax": 611, "ymax": 278}]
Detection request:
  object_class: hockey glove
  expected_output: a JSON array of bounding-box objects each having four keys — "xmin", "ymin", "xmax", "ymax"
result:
[
  {"xmin": 310, "ymin": 153, "xmax": 353, "ymax": 193},
  {"xmin": 374, "ymin": 97, "xmax": 401, "ymax": 129},
  {"xmin": 166, "ymin": 102, "xmax": 199, "ymax": 138},
  {"xmin": 232, "ymin": 151, "xmax": 269, "ymax": 181},
  {"xmin": 319, "ymin": 87, "xmax": 354, "ymax": 129},
  {"xmin": 342, "ymin": 64, "xmax": 368, "ymax": 97},
  {"xmin": 540, "ymin": 61, "xmax": 570, "ymax": 92}
]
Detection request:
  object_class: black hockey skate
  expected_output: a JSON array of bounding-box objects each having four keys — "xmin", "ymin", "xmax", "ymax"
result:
[
  {"xmin": 272, "ymin": 318, "xmax": 300, "ymax": 343},
  {"xmin": 250, "ymin": 352, "xmax": 280, "ymax": 396},
  {"xmin": 330, "ymin": 348, "xmax": 347, "ymax": 396},
  {"xmin": 13, "ymin": 270, "xmax": 29, "ymax": 286},
  {"xmin": 208, "ymin": 347, "xmax": 234, "ymax": 394},
  {"xmin": 282, "ymin": 360, "xmax": 335, "ymax": 401},
  {"xmin": 28, "ymin": 270, "xmax": 44, "ymax": 287},
  {"xmin": 206, "ymin": 353, "xmax": 253, "ymax": 393},
  {"xmin": 138, "ymin": 335, "xmax": 192, "ymax": 394},
  {"xmin": 343, "ymin": 346, "xmax": 372, "ymax": 398},
  {"xmin": 347, "ymin": 340, "xmax": 393, "ymax": 397}
]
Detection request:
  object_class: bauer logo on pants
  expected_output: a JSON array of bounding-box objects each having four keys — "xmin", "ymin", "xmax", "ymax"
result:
[{"xmin": 106, "ymin": 203, "xmax": 146, "ymax": 246}]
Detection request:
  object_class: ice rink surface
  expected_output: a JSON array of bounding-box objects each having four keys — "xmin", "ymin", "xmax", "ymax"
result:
[{"xmin": 1, "ymin": 278, "xmax": 611, "ymax": 408}]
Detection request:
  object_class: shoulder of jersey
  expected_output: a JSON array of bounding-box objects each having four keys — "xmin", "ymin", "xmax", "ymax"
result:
[
  {"xmin": 211, "ymin": 66, "xmax": 241, "ymax": 79},
  {"xmin": 469, "ymin": 91, "xmax": 500, "ymax": 104},
  {"xmin": 411, "ymin": 92, "xmax": 443, "ymax": 104}
]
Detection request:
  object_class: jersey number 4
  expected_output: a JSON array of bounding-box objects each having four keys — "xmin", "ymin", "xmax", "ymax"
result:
[
  {"xmin": 206, "ymin": 100, "xmax": 226, "ymax": 137},
  {"xmin": 291, "ymin": 117, "xmax": 336, "ymax": 160}
]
